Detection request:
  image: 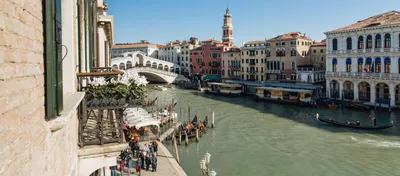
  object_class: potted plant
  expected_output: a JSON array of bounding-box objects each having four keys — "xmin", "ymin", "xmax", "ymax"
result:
[{"xmin": 86, "ymin": 71, "xmax": 149, "ymax": 107}]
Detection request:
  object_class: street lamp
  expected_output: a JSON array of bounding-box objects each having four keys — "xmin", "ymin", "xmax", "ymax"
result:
[{"xmin": 200, "ymin": 152, "xmax": 217, "ymax": 176}]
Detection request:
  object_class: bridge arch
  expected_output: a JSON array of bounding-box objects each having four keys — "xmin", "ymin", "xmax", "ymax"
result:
[
  {"xmin": 137, "ymin": 54, "xmax": 144, "ymax": 66},
  {"xmin": 152, "ymin": 62, "xmax": 157, "ymax": 69},
  {"xmin": 145, "ymin": 61, "xmax": 151, "ymax": 67},
  {"xmin": 119, "ymin": 63, "xmax": 125, "ymax": 70},
  {"xmin": 164, "ymin": 65, "xmax": 169, "ymax": 71},
  {"xmin": 126, "ymin": 61, "xmax": 133, "ymax": 69},
  {"xmin": 158, "ymin": 63, "xmax": 163, "ymax": 70}
]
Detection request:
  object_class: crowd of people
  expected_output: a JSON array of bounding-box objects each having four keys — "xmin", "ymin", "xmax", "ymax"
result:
[{"xmin": 110, "ymin": 138, "xmax": 159, "ymax": 176}]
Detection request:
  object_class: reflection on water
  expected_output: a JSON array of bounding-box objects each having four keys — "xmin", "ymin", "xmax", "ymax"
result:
[{"xmin": 147, "ymin": 84, "xmax": 400, "ymax": 176}]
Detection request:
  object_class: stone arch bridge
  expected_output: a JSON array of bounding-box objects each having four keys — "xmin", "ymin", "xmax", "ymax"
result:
[{"xmin": 111, "ymin": 51, "xmax": 188, "ymax": 84}]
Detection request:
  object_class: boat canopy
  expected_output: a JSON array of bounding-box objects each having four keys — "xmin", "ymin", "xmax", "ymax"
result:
[
  {"xmin": 208, "ymin": 82, "xmax": 242, "ymax": 87},
  {"xmin": 255, "ymin": 87, "xmax": 313, "ymax": 93}
]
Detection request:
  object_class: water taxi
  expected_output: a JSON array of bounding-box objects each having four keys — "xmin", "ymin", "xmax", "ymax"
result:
[
  {"xmin": 205, "ymin": 83, "xmax": 242, "ymax": 96},
  {"xmin": 254, "ymin": 87, "xmax": 313, "ymax": 105}
]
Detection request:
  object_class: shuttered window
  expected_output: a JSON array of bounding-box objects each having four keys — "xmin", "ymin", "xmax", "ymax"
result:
[{"xmin": 44, "ymin": 0, "xmax": 63, "ymax": 120}]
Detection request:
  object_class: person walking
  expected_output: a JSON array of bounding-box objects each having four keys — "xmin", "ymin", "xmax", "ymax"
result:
[
  {"xmin": 119, "ymin": 159, "xmax": 125, "ymax": 176},
  {"xmin": 373, "ymin": 116, "xmax": 377, "ymax": 126},
  {"xmin": 128, "ymin": 157, "xmax": 134, "ymax": 176},
  {"xmin": 136, "ymin": 159, "xmax": 141, "ymax": 175},
  {"xmin": 110, "ymin": 166, "xmax": 118, "ymax": 176},
  {"xmin": 151, "ymin": 153, "xmax": 157, "ymax": 172},
  {"xmin": 140, "ymin": 150, "xmax": 145, "ymax": 169}
]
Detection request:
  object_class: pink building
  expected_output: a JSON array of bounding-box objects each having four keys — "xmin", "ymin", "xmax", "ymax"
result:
[
  {"xmin": 221, "ymin": 47, "xmax": 241, "ymax": 79},
  {"xmin": 191, "ymin": 40, "xmax": 230, "ymax": 74}
]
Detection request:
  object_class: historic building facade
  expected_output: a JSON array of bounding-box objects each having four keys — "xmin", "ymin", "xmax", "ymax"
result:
[
  {"xmin": 222, "ymin": 47, "xmax": 241, "ymax": 79},
  {"xmin": 111, "ymin": 40, "xmax": 160, "ymax": 58},
  {"xmin": 325, "ymin": 11, "xmax": 400, "ymax": 105},
  {"xmin": 240, "ymin": 41, "xmax": 266, "ymax": 81},
  {"xmin": 265, "ymin": 32, "xmax": 313, "ymax": 81},
  {"xmin": 190, "ymin": 39, "xmax": 228, "ymax": 74}
]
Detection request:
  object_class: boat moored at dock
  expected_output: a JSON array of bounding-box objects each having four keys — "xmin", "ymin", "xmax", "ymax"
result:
[
  {"xmin": 254, "ymin": 87, "xmax": 314, "ymax": 105},
  {"xmin": 205, "ymin": 83, "xmax": 242, "ymax": 96}
]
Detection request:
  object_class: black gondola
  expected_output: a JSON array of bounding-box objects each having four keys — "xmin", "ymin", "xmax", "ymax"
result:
[{"xmin": 316, "ymin": 114, "xmax": 393, "ymax": 130}]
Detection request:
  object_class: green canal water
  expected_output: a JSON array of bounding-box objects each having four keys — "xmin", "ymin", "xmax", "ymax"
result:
[{"xmin": 148, "ymin": 85, "xmax": 400, "ymax": 176}]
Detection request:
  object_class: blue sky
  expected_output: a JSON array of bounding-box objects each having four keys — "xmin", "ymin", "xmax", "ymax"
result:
[{"xmin": 108, "ymin": 0, "xmax": 400, "ymax": 46}]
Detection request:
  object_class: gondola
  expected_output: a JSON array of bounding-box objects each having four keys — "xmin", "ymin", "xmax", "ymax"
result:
[{"xmin": 315, "ymin": 114, "xmax": 394, "ymax": 130}]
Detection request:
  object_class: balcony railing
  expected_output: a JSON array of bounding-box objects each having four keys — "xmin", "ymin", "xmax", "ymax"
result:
[
  {"xmin": 249, "ymin": 62, "xmax": 256, "ymax": 66},
  {"xmin": 384, "ymin": 48, "xmax": 391, "ymax": 52},
  {"xmin": 266, "ymin": 70, "xmax": 281, "ymax": 74},
  {"xmin": 326, "ymin": 71, "xmax": 400, "ymax": 80},
  {"xmin": 357, "ymin": 49, "xmax": 363, "ymax": 53},
  {"xmin": 374, "ymin": 48, "xmax": 381, "ymax": 52},
  {"xmin": 365, "ymin": 49, "xmax": 371, "ymax": 53}
]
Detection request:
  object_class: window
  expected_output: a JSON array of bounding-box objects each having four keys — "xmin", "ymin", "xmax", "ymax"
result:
[
  {"xmin": 282, "ymin": 62, "xmax": 284, "ymax": 70},
  {"xmin": 261, "ymin": 50, "xmax": 264, "ymax": 55},
  {"xmin": 332, "ymin": 58, "xmax": 337, "ymax": 72},
  {"xmin": 332, "ymin": 38, "xmax": 338, "ymax": 50},
  {"xmin": 384, "ymin": 33, "xmax": 391, "ymax": 48},
  {"xmin": 292, "ymin": 62, "xmax": 295, "ymax": 70},
  {"xmin": 45, "ymin": 0, "xmax": 63, "ymax": 120},
  {"xmin": 375, "ymin": 58, "xmax": 381, "ymax": 73},
  {"xmin": 357, "ymin": 58, "xmax": 363, "ymax": 72},
  {"xmin": 375, "ymin": 34, "xmax": 382, "ymax": 48},
  {"xmin": 384, "ymin": 57, "xmax": 391, "ymax": 73},
  {"xmin": 242, "ymin": 59, "xmax": 244, "ymax": 63},
  {"xmin": 266, "ymin": 50, "xmax": 271, "ymax": 57},
  {"xmin": 320, "ymin": 49, "xmax": 324, "ymax": 53},
  {"xmin": 321, "ymin": 56, "xmax": 324, "ymax": 61},
  {"xmin": 291, "ymin": 49, "xmax": 296, "ymax": 56},
  {"xmin": 366, "ymin": 35, "xmax": 372, "ymax": 49},
  {"xmin": 282, "ymin": 42, "xmax": 285, "ymax": 46},
  {"xmin": 346, "ymin": 58, "xmax": 352, "ymax": 72},
  {"xmin": 346, "ymin": 37, "xmax": 352, "ymax": 50},
  {"xmin": 357, "ymin": 36, "xmax": 364, "ymax": 49},
  {"xmin": 313, "ymin": 50, "xmax": 316, "ymax": 53}
]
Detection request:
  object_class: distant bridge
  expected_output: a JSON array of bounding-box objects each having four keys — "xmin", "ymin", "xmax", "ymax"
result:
[{"xmin": 112, "ymin": 51, "xmax": 188, "ymax": 84}]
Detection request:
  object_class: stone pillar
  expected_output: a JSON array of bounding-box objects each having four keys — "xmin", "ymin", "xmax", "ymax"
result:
[
  {"xmin": 339, "ymin": 80, "xmax": 343, "ymax": 99},
  {"xmin": 370, "ymin": 82, "xmax": 376, "ymax": 104},
  {"xmin": 354, "ymin": 82, "xmax": 359, "ymax": 102},
  {"xmin": 390, "ymin": 84, "xmax": 395, "ymax": 106},
  {"xmin": 326, "ymin": 79, "xmax": 331, "ymax": 98}
]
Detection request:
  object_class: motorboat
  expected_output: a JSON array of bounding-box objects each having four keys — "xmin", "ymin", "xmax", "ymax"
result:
[{"xmin": 153, "ymin": 85, "xmax": 167, "ymax": 91}]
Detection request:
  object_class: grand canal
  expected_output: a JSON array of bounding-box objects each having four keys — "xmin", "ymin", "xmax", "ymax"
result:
[{"xmin": 148, "ymin": 85, "xmax": 400, "ymax": 176}]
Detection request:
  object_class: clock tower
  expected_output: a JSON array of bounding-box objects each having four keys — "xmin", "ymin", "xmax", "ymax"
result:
[{"xmin": 222, "ymin": 7, "xmax": 234, "ymax": 46}]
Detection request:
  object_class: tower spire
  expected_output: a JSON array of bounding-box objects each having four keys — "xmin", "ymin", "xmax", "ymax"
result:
[{"xmin": 222, "ymin": 7, "xmax": 233, "ymax": 46}]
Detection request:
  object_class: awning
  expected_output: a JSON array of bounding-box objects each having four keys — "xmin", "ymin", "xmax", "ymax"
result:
[
  {"xmin": 332, "ymin": 58, "xmax": 337, "ymax": 64},
  {"xmin": 366, "ymin": 58, "xmax": 372, "ymax": 64},
  {"xmin": 358, "ymin": 58, "xmax": 363, "ymax": 64},
  {"xmin": 132, "ymin": 120, "xmax": 160, "ymax": 130},
  {"xmin": 203, "ymin": 75, "xmax": 221, "ymax": 81},
  {"xmin": 384, "ymin": 57, "xmax": 391, "ymax": 63},
  {"xmin": 375, "ymin": 58, "xmax": 381, "ymax": 64},
  {"xmin": 346, "ymin": 58, "xmax": 352, "ymax": 64}
]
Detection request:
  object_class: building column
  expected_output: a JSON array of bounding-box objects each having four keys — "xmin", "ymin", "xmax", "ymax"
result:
[
  {"xmin": 354, "ymin": 82, "xmax": 359, "ymax": 102},
  {"xmin": 326, "ymin": 79, "xmax": 331, "ymax": 98},
  {"xmin": 390, "ymin": 83, "xmax": 395, "ymax": 106},
  {"xmin": 391, "ymin": 57, "xmax": 398, "ymax": 74},
  {"xmin": 339, "ymin": 80, "xmax": 344, "ymax": 99},
  {"xmin": 370, "ymin": 81, "xmax": 376, "ymax": 103}
]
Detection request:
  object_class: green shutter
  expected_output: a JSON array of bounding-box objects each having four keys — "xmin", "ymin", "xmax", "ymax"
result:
[
  {"xmin": 55, "ymin": 0, "xmax": 63, "ymax": 114},
  {"xmin": 88, "ymin": 0, "xmax": 93, "ymax": 71},
  {"xmin": 45, "ymin": 0, "xmax": 56, "ymax": 120},
  {"xmin": 44, "ymin": 0, "xmax": 63, "ymax": 120}
]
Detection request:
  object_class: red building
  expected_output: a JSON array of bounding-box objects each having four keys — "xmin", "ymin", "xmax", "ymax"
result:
[{"xmin": 190, "ymin": 40, "xmax": 233, "ymax": 75}]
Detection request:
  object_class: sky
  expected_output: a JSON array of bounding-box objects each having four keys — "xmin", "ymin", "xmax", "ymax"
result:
[{"xmin": 108, "ymin": 0, "xmax": 400, "ymax": 46}]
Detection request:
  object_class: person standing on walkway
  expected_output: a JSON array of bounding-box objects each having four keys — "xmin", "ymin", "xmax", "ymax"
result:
[
  {"xmin": 110, "ymin": 166, "xmax": 118, "ymax": 176},
  {"xmin": 373, "ymin": 116, "xmax": 377, "ymax": 126},
  {"xmin": 153, "ymin": 140, "xmax": 158, "ymax": 157},
  {"xmin": 136, "ymin": 159, "xmax": 141, "ymax": 175},
  {"xmin": 140, "ymin": 150, "xmax": 145, "ymax": 169},
  {"xmin": 151, "ymin": 153, "xmax": 157, "ymax": 172},
  {"xmin": 119, "ymin": 159, "xmax": 125, "ymax": 176},
  {"xmin": 145, "ymin": 153, "xmax": 152, "ymax": 171},
  {"xmin": 128, "ymin": 157, "xmax": 134, "ymax": 176}
]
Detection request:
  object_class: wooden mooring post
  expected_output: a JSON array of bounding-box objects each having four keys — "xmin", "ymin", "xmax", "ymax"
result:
[
  {"xmin": 212, "ymin": 111, "xmax": 215, "ymax": 128},
  {"xmin": 196, "ymin": 129, "xmax": 199, "ymax": 142},
  {"xmin": 185, "ymin": 131, "xmax": 189, "ymax": 145},
  {"xmin": 173, "ymin": 130, "xmax": 180, "ymax": 164}
]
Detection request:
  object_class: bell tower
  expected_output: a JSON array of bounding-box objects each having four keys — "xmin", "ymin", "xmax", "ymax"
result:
[{"xmin": 222, "ymin": 7, "xmax": 233, "ymax": 46}]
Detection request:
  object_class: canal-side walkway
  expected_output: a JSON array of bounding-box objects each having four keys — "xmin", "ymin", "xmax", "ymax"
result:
[{"xmin": 139, "ymin": 141, "xmax": 187, "ymax": 176}]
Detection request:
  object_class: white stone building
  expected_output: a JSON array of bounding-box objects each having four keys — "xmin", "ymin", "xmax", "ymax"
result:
[
  {"xmin": 111, "ymin": 40, "xmax": 160, "ymax": 58},
  {"xmin": 325, "ymin": 11, "xmax": 400, "ymax": 106},
  {"xmin": 158, "ymin": 37, "xmax": 200, "ymax": 76},
  {"xmin": 97, "ymin": 1, "xmax": 114, "ymax": 67}
]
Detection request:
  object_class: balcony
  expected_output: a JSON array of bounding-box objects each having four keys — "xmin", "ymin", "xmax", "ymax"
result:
[
  {"xmin": 331, "ymin": 50, "xmax": 339, "ymax": 54},
  {"xmin": 365, "ymin": 49, "xmax": 371, "ymax": 53},
  {"xmin": 374, "ymin": 48, "xmax": 381, "ymax": 52},
  {"xmin": 266, "ymin": 70, "xmax": 281, "ymax": 74},
  {"xmin": 384, "ymin": 48, "xmax": 391, "ymax": 52},
  {"xmin": 357, "ymin": 49, "xmax": 363, "ymax": 53},
  {"xmin": 326, "ymin": 71, "xmax": 400, "ymax": 80},
  {"xmin": 249, "ymin": 62, "xmax": 256, "ymax": 66},
  {"xmin": 346, "ymin": 50, "xmax": 351, "ymax": 54}
]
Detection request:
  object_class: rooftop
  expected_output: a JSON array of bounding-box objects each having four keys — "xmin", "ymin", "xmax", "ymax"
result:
[
  {"xmin": 266, "ymin": 32, "xmax": 311, "ymax": 41},
  {"xmin": 202, "ymin": 39, "xmax": 221, "ymax": 44},
  {"xmin": 112, "ymin": 43, "xmax": 161, "ymax": 49},
  {"xmin": 327, "ymin": 11, "xmax": 400, "ymax": 33},
  {"xmin": 245, "ymin": 40, "xmax": 265, "ymax": 45},
  {"xmin": 311, "ymin": 40, "xmax": 326, "ymax": 47}
]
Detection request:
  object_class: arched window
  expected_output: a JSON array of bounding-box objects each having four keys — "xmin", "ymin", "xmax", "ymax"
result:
[
  {"xmin": 119, "ymin": 63, "xmax": 125, "ymax": 70},
  {"xmin": 384, "ymin": 33, "xmax": 391, "ymax": 48},
  {"xmin": 357, "ymin": 58, "xmax": 363, "ymax": 72},
  {"xmin": 112, "ymin": 64, "xmax": 118, "ymax": 70},
  {"xmin": 375, "ymin": 58, "xmax": 381, "ymax": 73},
  {"xmin": 228, "ymin": 70, "xmax": 230, "ymax": 76},
  {"xmin": 346, "ymin": 58, "xmax": 352, "ymax": 72},
  {"xmin": 366, "ymin": 58, "xmax": 372, "ymax": 72},
  {"xmin": 222, "ymin": 69, "xmax": 225, "ymax": 76},
  {"xmin": 186, "ymin": 56, "xmax": 188, "ymax": 61},
  {"xmin": 291, "ymin": 48, "xmax": 296, "ymax": 56},
  {"xmin": 332, "ymin": 58, "xmax": 337, "ymax": 72},
  {"xmin": 346, "ymin": 37, "xmax": 352, "ymax": 50},
  {"xmin": 375, "ymin": 34, "xmax": 381, "ymax": 48},
  {"xmin": 384, "ymin": 57, "xmax": 391, "ymax": 73},
  {"xmin": 282, "ymin": 62, "xmax": 285, "ymax": 70},
  {"xmin": 292, "ymin": 62, "xmax": 296, "ymax": 70},
  {"xmin": 366, "ymin": 35, "xmax": 372, "ymax": 49},
  {"xmin": 332, "ymin": 38, "xmax": 338, "ymax": 50},
  {"xmin": 126, "ymin": 61, "xmax": 132, "ymax": 69},
  {"xmin": 358, "ymin": 36, "xmax": 364, "ymax": 49}
]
